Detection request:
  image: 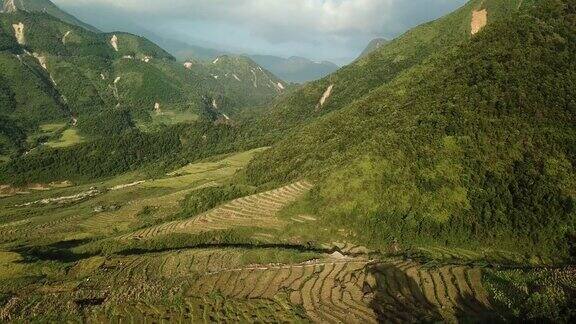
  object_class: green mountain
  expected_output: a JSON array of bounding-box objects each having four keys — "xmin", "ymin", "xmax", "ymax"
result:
[
  {"xmin": 357, "ymin": 37, "xmax": 389, "ymax": 59},
  {"xmin": 1, "ymin": 0, "xmax": 100, "ymax": 32},
  {"xmin": 247, "ymin": 0, "xmax": 529, "ymax": 137},
  {"xmin": 249, "ymin": 55, "xmax": 339, "ymax": 83},
  {"xmin": 173, "ymin": 44, "xmax": 227, "ymax": 62},
  {"xmin": 163, "ymin": 37, "xmax": 338, "ymax": 84},
  {"xmin": 0, "ymin": 10, "xmax": 286, "ymax": 156},
  {"xmin": 243, "ymin": 0, "xmax": 575, "ymax": 260},
  {"xmin": 0, "ymin": 0, "xmax": 575, "ymax": 322}
]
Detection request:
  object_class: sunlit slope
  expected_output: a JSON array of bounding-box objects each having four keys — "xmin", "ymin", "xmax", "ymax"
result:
[
  {"xmin": 0, "ymin": 11, "xmax": 287, "ymax": 158},
  {"xmin": 252, "ymin": 0, "xmax": 526, "ymax": 132},
  {"xmin": 245, "ymin": 0, "xmax": 576, "ymax": 259}
]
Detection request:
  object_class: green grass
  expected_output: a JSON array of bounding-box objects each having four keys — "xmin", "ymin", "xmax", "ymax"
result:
[
  {"xmin": 39, "ymin": 123, "xmax": 67, "ymax": 133},
  {"xmin": 45, "ymin": 128, "xmax": 83, "ymax": 148},
  {"xmin": 0, "ymin": 251, "xmax": 24, "ymax": 279},
  {"xmin": 137, "ymin": 110, "xmax": 199, "ymax": 132},
  {"xmin": 0, "ymin": 1, "xmax": 574, "ymax": 322}
]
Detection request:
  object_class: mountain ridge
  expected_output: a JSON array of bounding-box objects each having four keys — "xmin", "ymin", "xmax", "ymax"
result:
[{"xmin": 1, "ymin": 0, "xmax": 100, "ymax": 32}]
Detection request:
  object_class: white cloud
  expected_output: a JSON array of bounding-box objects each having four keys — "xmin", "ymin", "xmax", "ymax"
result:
[
  {"xmin": 53, "ymin": 0, "xmax": 467, "ymax": 63},
  {"xmin": 56, "ymin": 0, "xmax": 392, "ymax": 38}
]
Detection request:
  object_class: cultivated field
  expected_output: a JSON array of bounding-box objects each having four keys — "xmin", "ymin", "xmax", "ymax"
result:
[
  {"xmin": 119, "ymin": 181, "xmax": 313, "ymax": 240},
  {"xmin": 0, "ymin": 147, "xmax": 573, "ymax": 322}
]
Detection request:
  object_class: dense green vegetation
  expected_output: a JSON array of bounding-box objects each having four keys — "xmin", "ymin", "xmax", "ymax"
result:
[
  {"xmin": 243, "ymin": 0, "xmax": 576, "ymax": 260},
  {"xmin": 78, "ymin": 108, "xmax": 135, "ymax": 137},
  {"xmin": 0, "ymin": 11, "xmax": 286, "ymax": 157},
  {"xmin": 485, "ymin": 268, "xmax": 576, "ymax": 322},
  {"xmin": 0, "ymin": 0, "xmax": 575, "ymax": 321},
  {"xmin": 0, "ymin": 115, "xmax": 26, "ymax": 156},
  {"xmin": 3, "ymin": 0, "xmax": 101, "ymax": 32},
  {"xmin": 0, "ymin": 128, "xmax": 181, "ymax": 184},
  {"xmin": 244, "ymin": 0, "xmax": 526, "ymax": 134},
  {"xmin": 0, "ymin": 119, "xmax": 266, "ymax": 184}
]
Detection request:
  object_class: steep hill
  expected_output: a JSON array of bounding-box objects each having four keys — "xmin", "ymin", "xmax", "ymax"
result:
[
  {"xmin": 1, "ymin": 0, "xmax": 99, "ymax": 32},
  {"xmin": 244, "ymin": 0, "xmax": 576, "ymax": 260},
  {"xmin": 249, "ymin": 55, "xmax": 339, "ymax": 83},
  {"xmin": 251, "ymin": 0, "xmax": 527, "ymax": 134},
  {"xmin": 0, "ymin": 10, "xmax": 286, "ymax": 155}
]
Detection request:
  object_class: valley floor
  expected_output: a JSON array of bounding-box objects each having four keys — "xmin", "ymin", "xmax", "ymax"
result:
[{"xmin": 0, "ymin": 148, "xmax": 574, "ymax": 322}]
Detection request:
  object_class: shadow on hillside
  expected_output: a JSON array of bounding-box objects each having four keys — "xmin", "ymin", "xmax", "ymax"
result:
[
  {"xmin": 453, "ymin": 293, "xmax": 503, "ymax": 323},
  {"xmin": 11, "ymin": 239, "xmax": 95, "ymax": 263},
  {"xmin": 117, "ymin": 242, "xmax": 335, "ymax": 256},
  {"xmin": 367, "ymin": 263, "xmax": 443, "ymax": 323},
  {"xmin": 367, "ymin": 263, "xmax": 501, "ymax": 323}
]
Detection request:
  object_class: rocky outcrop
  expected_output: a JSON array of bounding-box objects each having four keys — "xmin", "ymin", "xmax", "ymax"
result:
[
  {"xmin": 12, "ymin": 22, "xmax": 25, "ymax": 45},
  {"xmin": 2, "ymin": 0, "xmax": 17, "ymax": 13},
  {"xmin": 110, "ymin": 34, "xmax": 119, "ymax": 51}
]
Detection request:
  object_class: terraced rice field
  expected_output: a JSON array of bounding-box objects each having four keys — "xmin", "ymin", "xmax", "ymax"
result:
[
  {"xmin": 0, "ymin": 209, "xmax": 86, "ymax": 243},
  {"xmin": 96, "ymin": 249, "xmax": 251, "ymax": 283},
  {"xmin": 370, "ymin": 261, "xmax": 493, "ymax": 322},
  {"xmin": 93, "ymin": 296, "xmax": 306, "ymax": 323},
  {"xmin": 119, "ymin": 181, "xmax": 314, "ymax": 240},
  {"xmin": 187, "ymin": 258, "xmax": 495, "ymax": 323},
  {"xmin": 81, "ymin": 184, "xmax": 215, "ymax": 235}
]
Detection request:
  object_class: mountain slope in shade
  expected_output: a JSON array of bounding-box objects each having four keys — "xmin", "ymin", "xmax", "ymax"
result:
[
  {"xmin": 1, "ymin": 0, "xmax": 100, "ymax": 32},
  {"xmin": 249, "ymin": 55, "xmax": 339, "ymax": 83},
  {"xmin": 357, "ymin": 37, "xmax": 389, "ymax": 59}
]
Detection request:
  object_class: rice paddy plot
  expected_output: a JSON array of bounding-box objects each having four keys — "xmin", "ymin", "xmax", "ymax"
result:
[
  {"xmin": 90, "ymin": 295, "xmax": 306, "ymax": 323},
  {"xmin": 190, "ymin": 258, "xmax": 377, "ymax": 323},
  {"xmin": 187, "ymin": 258, "xmax": 497, "ymax": 323},
  {"xmin": 370, "ymin": 260, "xmax": 495, "ymax": 323},
  {"xmin": 119, "ymin": 181, "xmax": 314, "ymax": 240}
]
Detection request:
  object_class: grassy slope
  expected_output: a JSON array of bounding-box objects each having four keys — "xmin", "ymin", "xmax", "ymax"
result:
[
  {"xmin": 0, "ymin": 1, "xmax": 574, "ymax": 322},
  {"xmin": 244, "ymin": 0, "xmax": 576, "ymax": 260}
]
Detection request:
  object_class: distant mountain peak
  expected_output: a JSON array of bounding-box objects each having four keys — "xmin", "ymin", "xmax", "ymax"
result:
[
  {"xmin": 1, "ymin": 0, "xmax": 100, "ymax": 32},
  {"xmin": 250, "ymin": 55, "xmax": 338, "ymax": 83}
]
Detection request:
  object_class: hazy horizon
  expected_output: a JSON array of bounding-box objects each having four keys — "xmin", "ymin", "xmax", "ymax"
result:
[{"xmin": 52, "ymin": 0, "xmax": 467, "ymax": 65}]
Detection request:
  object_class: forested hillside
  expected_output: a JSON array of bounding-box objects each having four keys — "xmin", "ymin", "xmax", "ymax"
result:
[
  {"xmin": 0, "ymin": 10, "xmax": 286, "ymax": 157},
  {"xmin": 1, "ymin": 0, "xmax": 100, "ymax": 32},
  {"xmin": 247, "ymin": 0, "xmax": 526, "ymax": 135},
  {"xmin": 244, "ymin": 0, "xmax": 576, "ymax": 260}
]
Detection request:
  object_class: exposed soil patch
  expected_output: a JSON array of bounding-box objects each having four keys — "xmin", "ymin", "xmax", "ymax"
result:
[
  {"xmin": 316, "ymin": 84, "xmax": 334, "ymax": 110},
  {"xmin": 62, "ymin": 31, "xmax": 71, "ymax": 44},
  {"xmin": 110, "ymin": 35, "xmax": 119, "ymax": 51},
  {"xmin": 471, "ymin": 9, "xmax": 488, "ymax": 35},
  {"xmin": 12, "ymin": 23, "xmax": 25, "ymax": 45}
]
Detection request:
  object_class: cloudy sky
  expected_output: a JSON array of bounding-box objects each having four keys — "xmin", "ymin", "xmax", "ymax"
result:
[{"xmin": 53, "ymin": 0, "xmax": 467, "ymax": 65}]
